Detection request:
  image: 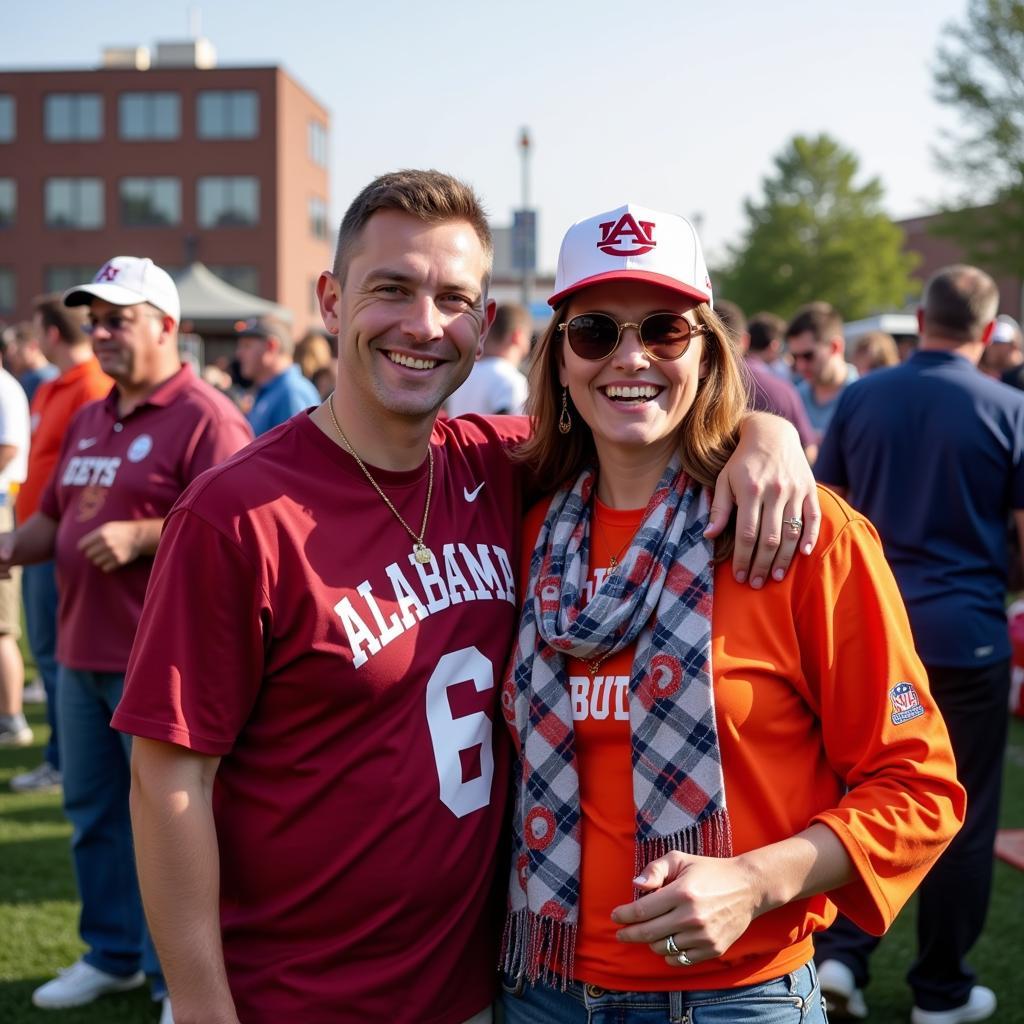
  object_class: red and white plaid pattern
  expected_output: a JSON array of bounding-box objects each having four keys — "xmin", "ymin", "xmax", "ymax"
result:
[{"xmin": 501, "ymin": 457, "xmax": 732, "ymax": 986}]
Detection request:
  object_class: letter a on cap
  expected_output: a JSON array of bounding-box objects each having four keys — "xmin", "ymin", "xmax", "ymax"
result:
[{"xmin": 597, "ymin": 213, "xmax": 657, "ymax": 256}]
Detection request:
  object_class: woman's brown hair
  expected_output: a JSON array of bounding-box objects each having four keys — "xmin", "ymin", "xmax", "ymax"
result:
[{"xmin": 515, "ymin": 298, "xmax": 748, "ymax": 553}]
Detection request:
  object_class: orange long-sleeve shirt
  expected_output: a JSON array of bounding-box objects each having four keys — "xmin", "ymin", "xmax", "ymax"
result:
[{"xmin": 517, "ymin": 485, "xmax": 965, "ymax": 991}]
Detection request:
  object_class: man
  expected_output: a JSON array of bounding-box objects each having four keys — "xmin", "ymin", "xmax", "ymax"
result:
[
  {"xmin": 446, "ymin": 302, "xmax": 531, "ymax": 415},
  {"xmin": 8, "ymin": 296, "xmax": 112, "ymax": 793},
  {"xmin": 0, "ymin": 256, "xmax": 252, "ymax": 1019},
  {"xmin": 984, "ymin": 315, "xmax": 1024, "ymax": 385},
  {"xmin": 112, "ymin": 170, "xmax": 820, "ymax": 1024},
  {"xmin": 814, "ymin": 265, "xmax": 1023, "ymax": 1024},
  {"xmin": 0, "ymin": 339, "xmax": 30, "ymax": 747},
  {"xmin": 1, "ymin": 320, "xmax": 59, "ymax": 401},
  {"xmin": 235, "ymin": 314, "xmax": 319, "ymax": 435},
  {"xmin": 786, "ymin": 301, "xmax": 858, "ymax": 444},
  {"xmin": 747, "ymin": 311, "xmax": 793, "ymax": 380},
  {"xmin": 716, "ymin": 300, "xmax": 816, "ymax": 460}
]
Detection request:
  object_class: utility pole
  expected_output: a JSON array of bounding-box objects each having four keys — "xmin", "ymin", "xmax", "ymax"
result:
[{"xmin": 518, "ymin": 127, "xmax": 533, "ymax": 307}]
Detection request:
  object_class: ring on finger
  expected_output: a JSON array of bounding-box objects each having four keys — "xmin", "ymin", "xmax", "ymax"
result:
[
  {"xmin": 676, "ymin": 950, "xmax": 694, "ymax": 967},
  {"xmin": 783, "ymin": 516, "xmax": 803, "ymax": 530},
  {"xmin": 665, "ymin": 934, "xmax": 682, "ymax": 957}
]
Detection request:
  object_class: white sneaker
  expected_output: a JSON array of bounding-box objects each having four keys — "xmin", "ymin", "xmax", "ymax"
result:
[
  {"xmin": 32, "ymin": 959, "xmax": 146, "ymax": 1008},
  {"xmin": 160, "ymin": 996, "xmax": 175, "ymax": 1023},
  {"xmin": 910, "ymin": 986, "xmax": 997, "ymax": 1024},
  {"xmin": 10, "ymin": 761, "xmax": 62, "ymax": 794},
  {"xmin": 0, "ymin": 714, "xmax": 33, "ymax": 747},
  {"xmin": 21, "ymin": 679, "xmax": 47, "ymax": 704},
  {"xmin": 817, "ymin": 958, "xmax": 868, "ymax": 1020}
]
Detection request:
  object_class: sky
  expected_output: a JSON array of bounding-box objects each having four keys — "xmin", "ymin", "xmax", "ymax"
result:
[{"xmin": 4, "ymin": 0, "xmax": 972, "ymax": 271}]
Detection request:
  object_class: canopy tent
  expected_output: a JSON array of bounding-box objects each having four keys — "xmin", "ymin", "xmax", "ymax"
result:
[{"xmin": 173, "ymin": 262, "xmax": 293, "ymax": 331}]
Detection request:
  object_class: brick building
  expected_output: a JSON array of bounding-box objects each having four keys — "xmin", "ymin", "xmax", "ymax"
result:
[{"xmin": 0, "ymin": 41, "xmax": 332, "ymax": 334}]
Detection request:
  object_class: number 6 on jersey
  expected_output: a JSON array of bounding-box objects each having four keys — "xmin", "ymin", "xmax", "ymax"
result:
[{"xmin": 425, "ymin": 647, "xmax": 495, "ymax": 818}]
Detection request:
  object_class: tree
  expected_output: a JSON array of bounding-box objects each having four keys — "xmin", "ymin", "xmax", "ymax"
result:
[
  {"xmin": 932, "ymin": 0, "xmax": 1024, "ymax": 276},
  {"xmin": 717, "ymin": 134, "xmax": 918, "ymax": 322}
]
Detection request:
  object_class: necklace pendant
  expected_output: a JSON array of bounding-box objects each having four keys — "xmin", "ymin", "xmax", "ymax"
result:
[
  {"xmin": 414, "ymin": 543, "xmax": 433, "ymax": 564},
  {"xmin": 608, "ymin": 556, "xmax": 618, "ymax": 570}
]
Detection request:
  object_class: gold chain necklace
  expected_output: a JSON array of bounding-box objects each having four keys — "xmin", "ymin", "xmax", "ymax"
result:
[{"xmin": 325, "ymin": 393, "xmax": 435, "ymax": 564}]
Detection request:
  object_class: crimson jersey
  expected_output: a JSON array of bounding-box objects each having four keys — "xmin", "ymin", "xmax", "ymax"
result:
[
  {"xmin": 113, "ymin": 411, "xmax": 530, "ymax": 1024},
  {"xmin": 38, "ymin": 365, "xmax": 253, "ymax": 671}
]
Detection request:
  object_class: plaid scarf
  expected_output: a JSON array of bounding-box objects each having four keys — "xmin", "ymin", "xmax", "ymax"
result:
[{"xmin": 500, "ymin": 456, "xmax": 732, "ymax": 986}]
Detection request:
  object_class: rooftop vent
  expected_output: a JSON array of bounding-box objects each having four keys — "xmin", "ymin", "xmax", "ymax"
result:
[
  {"xmin": 101, "ymin": 46, "xmax": 151, "ymax": 70},
  {"xmin": 152, "ymin": 38, "xmax": 217, "ymax": 69}
]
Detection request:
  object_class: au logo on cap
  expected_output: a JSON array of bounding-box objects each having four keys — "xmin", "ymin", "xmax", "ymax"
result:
[
  {"xmin": 95, "ymin": 262, "xmax": 121, "ymax": 283},
  {"xmin": 597, "ymin": 213, "xmax": 657, "ymax": 257}
]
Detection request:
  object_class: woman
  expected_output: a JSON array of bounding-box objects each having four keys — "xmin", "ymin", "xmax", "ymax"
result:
[{"xmin": 500, "ymin": 204, "xmax": 965, "ymax": 1022}]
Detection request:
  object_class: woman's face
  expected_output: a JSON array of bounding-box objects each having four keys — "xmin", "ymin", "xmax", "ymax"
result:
[{"xmin": 559, "ymin": 279, "xmax": 706, "ymax": 464}]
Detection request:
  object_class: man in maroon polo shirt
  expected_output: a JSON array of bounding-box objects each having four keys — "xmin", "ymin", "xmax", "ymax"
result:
[{"xmin": 0, "ymin": 256, "xmax": 252, "ymax": 1021}]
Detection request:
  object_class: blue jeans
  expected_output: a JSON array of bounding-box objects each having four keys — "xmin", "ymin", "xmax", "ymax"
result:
[
  {"xmin": 501, "ymin": 962, "xmax": 827, "ymax": 1024},
  {"xmin": 22, "ymin": 561, "xmax": 59, "ymax": 768},
  {"xmin": 57, "ymin": 665, "xmax": 164, "ymax": 996}
]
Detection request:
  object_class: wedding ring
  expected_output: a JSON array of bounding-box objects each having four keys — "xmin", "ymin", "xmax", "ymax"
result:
[
  {"xmin": 784, "ymin": 516, "xmax": 803, "ymax": 530},
  {"xmin": 676, "ymin": 950, "xmax": 694, "ymax": 967},
  {"xmin": 665, "ymin": 934, "xmax": 681, "ymax": 956}
]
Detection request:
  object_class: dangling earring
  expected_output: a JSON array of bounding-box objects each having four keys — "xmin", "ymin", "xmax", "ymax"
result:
[{"xmin": 558, "ymin": 387, "xmax": 572, "ymax": 434}]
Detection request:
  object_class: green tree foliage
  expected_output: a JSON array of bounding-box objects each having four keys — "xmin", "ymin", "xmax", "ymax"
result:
[
  {"xmin": 932, "ymin": 0, "xmax": 1024, "ymax": 275},
  {"xmin": 717, "ymin": 134, "xmax": 918, "ymax": 321}
]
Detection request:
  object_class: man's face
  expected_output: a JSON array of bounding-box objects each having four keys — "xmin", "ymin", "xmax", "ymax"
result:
[
  {"xmin": 236, "ymin": 334, "xmax": 271, "ymax": 384},
  {"xmin": 85, "ymin": 299, "xmax": 168, "ymax": 387},
  {"xmin": 318, "ymin": 209, "xmax": 495, "ymax": 426},
  {"xmin": 32, "ymin": 312, "xmax": 59, "ymax": 363},
  {"xmin": 787, "ymin": 330, "xmax": 830, "ymax": 384}
]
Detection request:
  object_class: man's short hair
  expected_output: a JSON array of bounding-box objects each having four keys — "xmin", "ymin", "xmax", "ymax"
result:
[
  {"xmin": 747, "ymin": 312, "xmax": 785, "ymax": 353},
  {"xmin": 713, "ymin": 300, "xmax": 747, "ymax": 345},
  {"xmin": 488, "ymin": 304, "xmax": 532, "ymax": 345},
  {"xmin": 34, "ymin": 294, "xmax": 88, "ymax": 345},
  {"xmin": 921, "ymin": 265, "xmax": 999, "ymax": 344},
  {"xmin": 332, "ymin": 169, "xmax": 493, "ymax": 285},
  {"xmin": 785, "ymin": 302, "xmax": 843, "ymax": 344}
]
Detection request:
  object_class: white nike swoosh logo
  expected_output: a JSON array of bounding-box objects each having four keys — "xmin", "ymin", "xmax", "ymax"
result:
[
  {"xmin": 464, "ymin": 482, "xmax": 485, "ymax": 502},
  {"xmin": 77, "ymin": 437, "xmax": 97, "ymax": 450}
]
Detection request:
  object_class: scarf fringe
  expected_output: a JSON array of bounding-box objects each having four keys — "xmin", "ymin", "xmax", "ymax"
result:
[
  {"xmin": 634, "ymin": 808, "xmax": 734, "ymax": 886},
  {"xmin": 500, "ymin": 908, "xmax": 577, "ymax": 991}
]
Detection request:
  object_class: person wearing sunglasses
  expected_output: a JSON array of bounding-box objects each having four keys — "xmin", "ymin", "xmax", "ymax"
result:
[{"xmin": 499, "ymin": 204, "xmax": 966, "ymax": 1022}]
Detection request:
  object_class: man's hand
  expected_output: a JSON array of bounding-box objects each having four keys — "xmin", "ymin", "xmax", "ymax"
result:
[
  {"xmin": 77, "ymin": 521, "xmax": 144, "ymax": 572},
  {"xmin": 610, "ymin": 852, "xmax": 760, "ymax": 967},
  {"xmin": 705, "ymin": 413, "xmax": 820, "ymax": 586}
]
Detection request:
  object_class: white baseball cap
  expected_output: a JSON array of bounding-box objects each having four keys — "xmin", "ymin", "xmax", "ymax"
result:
[
  {"xmin": 63, "ymin": 256, "xmax": 181, "ymax": 324},
  {"xmin": 548, "ymin": 203, "xmax": 713, "ymax": 309},
  {"xmin": 991, "ymin": 315, "xmax": 1021, "ymax": 345}
]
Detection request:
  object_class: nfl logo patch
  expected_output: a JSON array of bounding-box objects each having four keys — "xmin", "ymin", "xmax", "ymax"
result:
[{"xmin": 889, "ymin": 682, "xmax": 926, "ymax": 725}]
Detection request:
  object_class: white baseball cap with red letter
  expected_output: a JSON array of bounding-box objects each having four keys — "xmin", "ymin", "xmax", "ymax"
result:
[
  {"xmin": 63, "ymin": 256, "xmax": 181, "ymax": 324},
  {"xmin": 548, "ymin": 203, "xmax": 713, "ymax": 309}
]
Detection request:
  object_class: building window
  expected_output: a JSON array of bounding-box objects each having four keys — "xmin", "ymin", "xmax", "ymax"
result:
[
  {"xmin": 0, "ymin": 180, "xmax": 14, "ymax": 228},
  {"xmin": 44, "ymin": 94, "xmax": 103, "ymax": 141},
  {"xmin": 196, "ymin": 90, "xmax": 258, "ymax": 139},
  {"xmin": 120, "ymin": 177, "xmax": 181, "ymax": 226},
  {"xmin": 0, "ymin": 96, "xmax": 14, "ymax": 142},
  {"xmin": 197, "ymin": 177, "xmax": 259, "ymax": 227},
  {"xmin": 309, "ymin": 196, "xmax": 328, "ymax": 240},
  {"xmin": 208, "ymin": 265, "xmax": 259, "ymax": 294},
  {"xmin": 119, "ymin": 92, "xmax": 180, "ymax": 140},
  {"xmin": 0, "ymin": 268, "xmax": 14, "ymax": 313},
  {"xmin": 45, "ymin": 265, "xmax": 100, "ymax": 294},
  {"xmin": 308, "ymin": 120, "xmax": 328, "ymax": 167},
  {"xmin": 45, "ymin": 178, "xmax": 104, "ymax": 229}
]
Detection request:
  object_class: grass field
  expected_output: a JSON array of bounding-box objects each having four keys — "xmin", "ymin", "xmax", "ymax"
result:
[{"xmin": 1, "ymin": 706, "xmax": 1022, "ymax": 1022}]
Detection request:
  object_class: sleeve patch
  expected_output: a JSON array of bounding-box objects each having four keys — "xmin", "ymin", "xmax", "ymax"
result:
[{"xmin": 889, "ymin": 682, "xmax": 926, "ymax": 725}]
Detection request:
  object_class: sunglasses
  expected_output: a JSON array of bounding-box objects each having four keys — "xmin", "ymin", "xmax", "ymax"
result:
[
  {"xmin": 84, "ymin": 311, "xmax": 164, "ymax": 336},
  {"xmin": 558, "ymin": 312, "xmax": 708, "ymax": 362}
]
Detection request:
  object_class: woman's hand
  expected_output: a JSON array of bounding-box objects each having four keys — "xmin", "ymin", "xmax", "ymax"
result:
[
  {"xmin": 705, "ymin": 412, "xmax": 820, "ymax": 586},
  {"xmin": 609, "ymin": 851, "xmax": 761, "ymax": 967}
]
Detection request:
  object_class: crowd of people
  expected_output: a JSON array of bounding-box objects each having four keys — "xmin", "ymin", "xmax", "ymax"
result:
[{"xmin": 0, "ymin": 167, "xmax": 1020, "ymax": 1024}]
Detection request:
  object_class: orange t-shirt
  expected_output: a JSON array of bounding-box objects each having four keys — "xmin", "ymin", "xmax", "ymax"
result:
[
  {"xmin": 517, "ymin": 486, "xmax": 965, "ymax": 991},
  {"xmin": 15, "ymin": 357, "xmax": 113, "ymax": 522}
]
